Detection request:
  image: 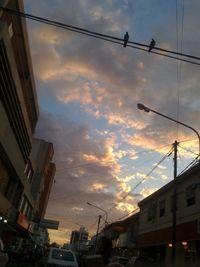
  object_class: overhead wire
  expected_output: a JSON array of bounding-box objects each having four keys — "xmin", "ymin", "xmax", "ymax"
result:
[
  {"xmin": 50, "ymin": 144, "xmax": 173, "ymax": 202},
  {"xmin": 107, "ymin": 147, "xmax": 173, "ymax": 213},
  {"xmin": 1, "ymin": 6, "xmax": 200, "ymax": 66},
  {"xmin": 111, "ymin": 207, "xmax": 140, "ymax": 223},
  {"xmin": 175, "ymin": 0, "xmax": 185, "ymax": 140},
  {"xmin": 54, "ymin": 142, "xmax": 174, "ymax": 174},
  {"xmin": 178, "ymin": 144, "xmax": 198, "ymax": 156},
  {"xmin": 110, "ymin": 143, "xmax": 198, "ymax": 223},
  {"xmin": 175, "ymin": 0, "xmax": 180, "ymax": 138},
  {"xmin": 177, "ymin": 155, "xmax": 199, "ymax": 176}
]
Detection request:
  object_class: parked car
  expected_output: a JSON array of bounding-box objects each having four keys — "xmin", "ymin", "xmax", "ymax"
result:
[
  {"xmin": 47, "ymin": 247, "xmax": 78, "ymax": 267},
  {"xmin": 0, "ymin": 238, "xmax": 8, "ymax": 267},
  {"xmin": 109, "ymin": 256, "xmax": 129, "ymax": 266}
]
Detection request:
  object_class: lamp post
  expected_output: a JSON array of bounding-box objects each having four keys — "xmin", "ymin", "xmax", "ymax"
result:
[
  {"xmin": 137, "ymin": 103, "xmax": 200, "ymax": 156},
  {"xmin": 137, "ymin": 103, "xmax": 200, "ymax": 265},
  {"xmin": 87, "ymin": 202, "xmax": 108, "ymax": 225}
]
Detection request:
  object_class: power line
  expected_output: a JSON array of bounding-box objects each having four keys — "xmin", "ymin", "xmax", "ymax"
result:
[
  {"xmin": 112, "ymin": 207, "xmax": 140, "ymax": 222},
  {"xmin": 178, "ymin": 156, "xmax": 199, "ymax": 176},
  {"xmin": 107, "ymin": 147, "xmax": 173, "ymax": 213},
  {"xmin": 55, "ymin": 143, "xmax": 173, "ymax": 174},
  {"xmin": 178, "ymin": 143, "xmax": 198, "ymax": 156},
  {"xmin": 1, "ymin": 6, "xmax": 200, "ymax": 66}
]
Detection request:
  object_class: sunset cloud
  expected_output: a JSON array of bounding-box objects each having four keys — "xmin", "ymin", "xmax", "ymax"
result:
[{"xmin": 24, "ymin": 0, "xmax": 200, "ymax": 244}]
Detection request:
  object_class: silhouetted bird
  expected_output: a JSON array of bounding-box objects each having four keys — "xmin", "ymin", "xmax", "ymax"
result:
[
  {"xmin": 148, "ymin": 38, "xmax": 156, "ymax": 52},
  {"xmin": 123, "ymin": 32, "xmax": 129, "ymax": 47}
]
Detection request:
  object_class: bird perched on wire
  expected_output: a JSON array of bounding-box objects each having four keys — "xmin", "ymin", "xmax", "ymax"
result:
[
  {"xmin": 123, "ymin": 32, "xmax": 129, "ymax": 47},
  {"xmin": 148, "ymin": 38, "xmax": 156, "ymax": 52}
]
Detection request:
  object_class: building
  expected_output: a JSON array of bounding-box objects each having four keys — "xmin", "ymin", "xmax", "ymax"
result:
[
  {"xmin": 138, "ymin": 162, "xmax": 200, "ymax": 266},
  {"xmin": 30, "ymin": 138, "xmax": 56, "ymax": 245},
  {"xmin": 98, "ymin": 162, "xmax": 200, "ymax": 267},
  {"xmin": 102, "ymin": 212, "xmax": 139, "ymax": 258},
  {"xmin": 0, "ymin": 0, "xmax": 39, "ymax": 242},
  {"xmin": 70, "ymin": 227, "xmax": 89, "ymax": 252},
  {"xmin": 30, "ymin": 138, "xmax": 56, "ymax": 221},
  {"xmin": 0, "ymin": 0, "xmax": 56, "ymax": 250}
]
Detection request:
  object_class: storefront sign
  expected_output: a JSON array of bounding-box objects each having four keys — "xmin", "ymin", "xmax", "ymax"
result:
[{"xmin": 40, "ymin": 218, "xmax": 59, "ymax": 229}]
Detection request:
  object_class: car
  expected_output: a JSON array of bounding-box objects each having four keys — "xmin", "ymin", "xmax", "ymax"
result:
[
  {"xmin": 0, "ymin": 238, "xmax": 8, "ymax": 267},
  {"xmin": 109, "ymin": 256, "xmax": 129, "ymax": 266},
  {"xmin": 47, "ymin": 247, "xmax": 78, "ymax": 267}
]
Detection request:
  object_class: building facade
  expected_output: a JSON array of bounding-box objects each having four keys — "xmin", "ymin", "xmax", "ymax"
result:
[
  {"xmin": 0, "ymin": 0, "xmax": 39, "ymax": 240},
  {"xmin": 0, "ymin": 0, "xmax": 56, "ymax": 251},
  {"xmin": 70, "ymin": 227, "xmax": 89, "ymax": 252},
  {"xmin": 99, "ymin": 163, "xmax": 200, "ymax": 267},
  {"xmin": 137, "ymin": 162, "xmax": 200, "ymax": 266}
]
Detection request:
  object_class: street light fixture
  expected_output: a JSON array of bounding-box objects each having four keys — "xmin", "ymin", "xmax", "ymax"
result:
[
  {"xmin": 137, "ymin": 103, "xmax": 200, "ymax": 265},
  {"xmin": 87, "ymin": 202, "xmax": 108, "ymax": 225},
  {"xmin": 137, "ymin": 103, "xmax": 200, "ymax": 156}
]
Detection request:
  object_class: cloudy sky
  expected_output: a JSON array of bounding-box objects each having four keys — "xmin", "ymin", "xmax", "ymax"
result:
[{"xmin": 24, "ymin": 0, "xmax": 200, "ymax": 244}]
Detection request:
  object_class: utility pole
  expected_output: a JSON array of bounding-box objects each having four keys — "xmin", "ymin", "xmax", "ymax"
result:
[
  {"xmin": 172, "ymin": 140, "xmax": 178, "ymax": 266},
  {"xmin": 94, "ymin": 215, "xmax": 101, "ymax": 254}
]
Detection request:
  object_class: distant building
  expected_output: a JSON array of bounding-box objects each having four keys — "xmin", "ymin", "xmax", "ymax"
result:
[
  {"xmin": 102, "ymin": 212, "xmax": 139, "ymax": 257},
  {"xmin": 30, "ymin": 138, "xmax": 56, "ymax": 221},
  {"xmin": 70, "ymin": 227, "xmax": 89, "ymax": 251},
  {"xmin": 70, "ymin": 230, "xmax": 80, "ymax": 244}
]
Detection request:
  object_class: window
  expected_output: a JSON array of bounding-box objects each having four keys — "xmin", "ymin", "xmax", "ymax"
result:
[
  {"xmin": 0, "ymin": 159, "xmax": 10, "ymax": 194},
  {"xmin": 186, "ymin": 185, "xmax": 196, "ymax": 206},
  {"xmin": 5, "ymin": 178, "xmax": 23, "ymax": 209},
  {"xmin": 159, "ymin": 199, "xmax": 166, "ymax": 217},
  {"xmin": 170, "ymin": 194, "xmax": 178, "ymax": 213},
  {"xmin": 147, "ymin": 203, "xmax": 157, "ymax": 222},
  {"xmin": 24, "ymin": 161, "xmax": 34, "ymax": 183},
  {"xmin": 8, "ymin": 23, "xmax": 14, "ymax": 38},
  {"xmin": 19, "ymin": 195, "xmax": 33, "ymax": 220}
]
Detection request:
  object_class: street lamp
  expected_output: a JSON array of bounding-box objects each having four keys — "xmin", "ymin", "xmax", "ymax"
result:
[
  {"xmin": 137, "ymin": 103, "xmax": 200, "ymax": 265},
  {"xmin": 87, "ymin": 202, "xmax": 108, "ymax": 225},
  {"xmin": 137, "ymin": 103, "xmax": 200, "ymax": 156}
]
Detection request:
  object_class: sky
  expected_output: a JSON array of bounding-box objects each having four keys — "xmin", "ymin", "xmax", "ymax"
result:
[{"xmin": 23, "ymin": 0, "xmax": 200, "ymax": 245}]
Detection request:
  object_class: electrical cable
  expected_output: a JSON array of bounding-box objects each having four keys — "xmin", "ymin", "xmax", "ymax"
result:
[
  {"xmin": 107, "ymin": 147, "xmax": 173, "ymax": 213},
  {"xmin": 175, "ymin": 0, "xmax": 180, "ymax": 138},
  {"xmin": 111, "ymin": 207, "xmax": 140, "ymax": 223},
  {"xmin": 54, "ymin": 143, "xmax": 174, "ymax": 174},
  {"xmin": 178, "ymin": 144, "xmax": 198, "ymax": 156},
  {"xmin": 177, "ymin": 156, "xmax": 199, "ymax": 176},
  {"xmin": 1, "ymin": 6, "xmax": 200, "ymax": 66}
]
